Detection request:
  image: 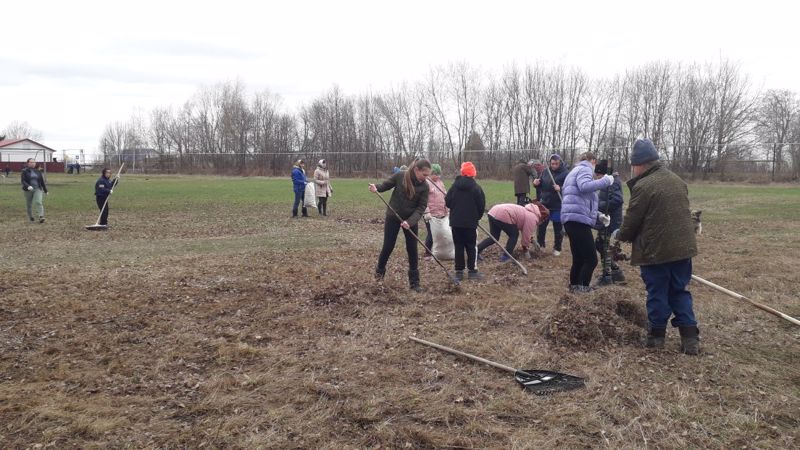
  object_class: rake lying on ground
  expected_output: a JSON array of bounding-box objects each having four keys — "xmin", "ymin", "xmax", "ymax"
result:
[{"xmin": 409, "ymin": 336, "xmax": 585, "ymax": 395}]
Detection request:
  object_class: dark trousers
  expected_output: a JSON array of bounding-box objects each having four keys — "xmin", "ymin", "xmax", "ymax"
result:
[
  {"xmin": 424, "ymin": 220, "xmax": 433, "ymax": 255},
  {"xmin": 640, "ymin": 259, "xmax": 697, "ymax": 329},
  {"xmin": 537, "ymin": 215, "xmax": 564, "ymax": 251},
  {"xmin": 292, "ymin": 190, "xmax": 307, "ymax": 217},
  {"xmin": 451, "ymin": 226, "xmax": 478, "ymax": 271},
  {"xmin": 318, "ymin": 196, "xmax": 328, "ymax": 215},
  {"xmin": 564, "ymin": 221, "xmax": 597, "ymax": 286},
  {"xmin": 595, "ymin": 233, "xmax": 620, "ymax": 271},
  {"xmin": 96, "ymin": 196, "xmax": 109, "ymax": 225},
  {"xmin": 515, "ymin": 194, "xmax": 528, "ymax": 206},
  {"xmin": 478, "ymin": 215, "xmax": 518, "ymax": 255},
  {"xmin": 377, "ymin": 217, "xmax": 419, "ymax": 272}
]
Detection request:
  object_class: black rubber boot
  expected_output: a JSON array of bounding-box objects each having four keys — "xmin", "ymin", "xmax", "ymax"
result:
[
  {"xmin": 646, "ymin": 327, "xmax": 666, "ymax": 349},
  {"xmin": 679, "ymin": 326, "xmax": 700, "ymax": 355},
  {"xmin": 408, "ymin": 269, "xmax": 422, "ymax": 292},
  {"xmin": 301, "ymin": 207, "xmax": 308, "ymax": 217}
]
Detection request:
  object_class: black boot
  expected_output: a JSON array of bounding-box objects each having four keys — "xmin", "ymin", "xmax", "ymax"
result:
[
  {"xmin": 454, "ymin": 270, "xmax": 464, "ymax": 282},
  {"xmin": 408, "ymin": 269, "xmax": 422, "ymax": 292},
  {"xmin": 375, "ymin": 266, "xmax": 386, "ymax": 281},
  {"xmin": 302, "ymin": 207, "xmax": 308, "ymax": 217},
  {"xmin": 646, "ymin": 327, "xmax": 666, "ymax": 349},
  {"xmin": 679, "ymin": 326, "xmax": 700, "ymax": 355}
]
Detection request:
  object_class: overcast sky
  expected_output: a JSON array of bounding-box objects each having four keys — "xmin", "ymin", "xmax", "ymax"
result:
[{"xmin": 2, "ymin": 0, "xmax": 798, "ymax": 159}]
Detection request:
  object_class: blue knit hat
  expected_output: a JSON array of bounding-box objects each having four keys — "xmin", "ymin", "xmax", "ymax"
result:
[{"xmin": 631, "ymin": 139, "xmax": 659, "ymax": 165}]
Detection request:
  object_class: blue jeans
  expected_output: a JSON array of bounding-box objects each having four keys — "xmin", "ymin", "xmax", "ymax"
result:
[
  {"xmin": 640, "ymin": 259, "xmax": 697, "ymax": 329},
  {"xmin": 292, "ymin": 190, "xmax": 307, "ymax": 216}
]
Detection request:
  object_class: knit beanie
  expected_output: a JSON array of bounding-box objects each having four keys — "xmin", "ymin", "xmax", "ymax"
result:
[
  {"xmin": 631, "ymin": 139, "xmax": 659, "ymax": 165},
  {"xmin": 460, "ymin": 161, "xmax": 477, "ymax": 177},
  {"xmin": 431, "ymin": 163, "xmax": 442, "ymax": 175}
]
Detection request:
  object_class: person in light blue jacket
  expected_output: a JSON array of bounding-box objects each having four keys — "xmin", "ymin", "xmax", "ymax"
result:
[{"xmin": 561, "ymin": 152, "xmax": 614, "ymax": 292}]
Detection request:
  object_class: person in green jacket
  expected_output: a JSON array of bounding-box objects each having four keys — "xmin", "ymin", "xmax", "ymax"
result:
[
  {"xmin": 369, "ymin": 158, "xmax": 431, "ymax": 292},
  {"xmin": 614, "ymin": 139, "xmax": 700, "ymax": 355}
]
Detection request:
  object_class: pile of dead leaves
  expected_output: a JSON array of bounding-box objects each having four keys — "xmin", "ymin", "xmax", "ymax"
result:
[{"xmin": 540, "ymin": 287, "xmax": 647, "ymax": 350}]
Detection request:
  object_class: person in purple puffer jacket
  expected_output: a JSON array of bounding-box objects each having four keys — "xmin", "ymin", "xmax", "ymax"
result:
[{"xmin": 560, "ymin": 152, "xmax": 614, "ymax": 293}]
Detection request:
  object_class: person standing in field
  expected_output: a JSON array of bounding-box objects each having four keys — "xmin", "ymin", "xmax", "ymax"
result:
[
  {"xmin": 560, "ymin": 152, "xmax": 614, "ymax": 293},
  {"xmin": 369, "ymin": 158, "xmax": 431, "ymax": 292},
  {"xmin": 476, "ymin": 203, "xmax": 544, "ymax": 261},
  {"xmin": 21, "ymin": 158, "xmax": 48, "ymax": 223},
  {"xmin": 511, "ymin": 159, "xmax": 536, "ymax": 205},
  {"xmin": 534, "ymin": 154, "xmax": 568, "ymax": 255},
  {"xmin": 613, "ymin": 139, "xmax": 700, "ymax": 355},
  {"xmin": 423, "ymin": 163, "xmax": 449, "ymax": 261},
  {"xmin": 594, "ymin": 161, "xmax": 626, "ymax": 284},
  {"xmin": 314, "ymin": 159, "xmax": 332, "ymax": 217},
  {"xmin": 291, "ymin": 159, "xmax": 308, "ymax": 218},
  {"xmin": 94, "ymin": 168, "xmax": 117, "ymax": 227},
  {"xmin": 445, "ymin": 161, "xmax": 486, "ymax": 281}
]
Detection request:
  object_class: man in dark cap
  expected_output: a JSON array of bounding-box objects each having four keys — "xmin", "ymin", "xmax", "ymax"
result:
[{"xmin": 614, "ymin": 139, "xmax": 700, "ymax": 354}]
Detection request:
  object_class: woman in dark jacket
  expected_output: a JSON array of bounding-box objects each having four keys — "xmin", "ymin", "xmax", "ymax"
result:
[
  {"xmin": 369, "ymin": 158, "xmax": 431, "ymax": 292},
  {"xmin": 291, "ymin": 160, "xmax": 308, "ymax": 218},
  {"xmin": 21, "ymin": 158, "xmax": 48, "ymax": 223},
  {"xmin": 445, "ymin": 161, "xmax": 486, "ymax": 281},
  {"xmin": 95, "ymin": 168, "xmax": 117, "ymax": 226},
  {"xmin": 533, "ymin": 154, "xmax": 568, "ymax": 255}
]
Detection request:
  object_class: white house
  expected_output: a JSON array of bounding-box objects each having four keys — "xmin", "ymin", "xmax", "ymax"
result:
[{"xmin": 0, "ymin": 138, "xmax": 61, "ymax": 171}]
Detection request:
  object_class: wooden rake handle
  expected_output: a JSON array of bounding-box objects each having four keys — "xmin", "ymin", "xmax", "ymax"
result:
[{"xmin": 691, "ymin": 275, "xmax": 800, "ymax": 327}]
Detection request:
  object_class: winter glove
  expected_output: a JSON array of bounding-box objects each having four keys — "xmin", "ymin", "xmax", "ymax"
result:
[
  {"xmin": 602, "ymin": 174, "xmax": 614, "ymax": 186},
  {"xmin": 598, "ymin": 213, "xmax": 611, "ymax": 227},
  {"xmin": 27, "ymin": 186, "xmax": 33, "ymax": 191},
  {"xmin": 610, "ymin": 229, "xmax": 620, "ymax": 241},
  {"xmin": 423, "ymin": 212, "xmax": 432, "ymax": 222}
]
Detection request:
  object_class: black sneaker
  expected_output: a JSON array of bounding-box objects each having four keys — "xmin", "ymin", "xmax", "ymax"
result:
[
  {"xmin": 467, "ymin": 270, "xmax": 484, "ymax": 281},
  {"xmin": 454, "ymin": 270, "xmax": 464, "ymax": 281}
]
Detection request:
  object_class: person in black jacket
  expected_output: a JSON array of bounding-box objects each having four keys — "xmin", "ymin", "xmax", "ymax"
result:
[
  {"xmin": 95, "ymin": 168, "xmax": 117, "ymax": 227},
  {"xmin": 369, "ymin": 158, "xmax": 431, "ymax": 292},
  {"xmin": 20, "ymin": 158, "xmax": 48, "ymax": 223},
  {"xmin": 594, "ymin": 163, "xmax": 625, "ymax": 283},
  {"xmin": 445, "ymin": 162, "xmax": 486, "ymax": 281},
  {"xmin": 533, "ymin": 154, "xmax": 568, "ymax": 255}
]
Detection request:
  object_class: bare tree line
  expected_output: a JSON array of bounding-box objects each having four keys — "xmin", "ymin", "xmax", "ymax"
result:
[{"xmin": 98, "ymin": 59, "xmax": 800, "ymax": 181}]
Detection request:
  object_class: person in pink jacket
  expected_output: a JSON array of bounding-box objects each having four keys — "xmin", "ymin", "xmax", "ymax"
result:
[
  {"xmin": 423, "ymin": 164, "xmax": 449, "ymax": 260},
  {"xmin": 477, "ymin": 203, "xmax": 543, "ymax": 261}
]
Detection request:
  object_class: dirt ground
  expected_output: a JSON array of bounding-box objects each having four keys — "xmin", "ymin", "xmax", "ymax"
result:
[{"xmin": 1, "ymin": 177, "xmax": 798, "ymax": 449}]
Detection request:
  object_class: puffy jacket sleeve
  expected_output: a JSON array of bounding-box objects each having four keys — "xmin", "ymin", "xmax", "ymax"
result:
[
  {"xmin": 576, "ymin": 166, "xmax": 611, "ymax": 194},
  {"xmin": 618, "ymin": 184, "xmax": 650, "ymax": 243},
  {"xmin": 520, "ymin": 214, "xmax": 535, "ymax": 249}
]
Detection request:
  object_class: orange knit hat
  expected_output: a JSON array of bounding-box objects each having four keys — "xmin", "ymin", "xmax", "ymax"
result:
[{"xmin": 460, "ymin": 161, "xmax": 477, "ymax": 177}]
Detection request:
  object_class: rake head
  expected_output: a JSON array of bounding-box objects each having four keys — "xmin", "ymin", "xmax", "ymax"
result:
[
  {"xmin": 85, "ymin": 224, "xmax": 110, "ymax": 231},
  {"xmin": 514, "ymin": 369, "xmax": 586, "ymax": 395}
]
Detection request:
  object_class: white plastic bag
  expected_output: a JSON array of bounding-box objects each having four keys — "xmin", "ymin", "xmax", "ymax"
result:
[
  {"xmin": 304, "ymin": 182, "xmax": 317, "ymax": 209},
  {"xmin": 429, "ymin": 216, "xmax": 454, "ymax": 260}
]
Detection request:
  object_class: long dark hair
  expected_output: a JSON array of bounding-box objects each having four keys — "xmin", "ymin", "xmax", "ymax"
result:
[{"xmin": 403, "ymin": 158, "xmax": 431, "ymax": 200}]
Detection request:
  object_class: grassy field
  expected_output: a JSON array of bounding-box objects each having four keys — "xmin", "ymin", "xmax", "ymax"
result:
[{"xmin": 1, "ymin": 173, "xmax": 798, "ymax": 449}]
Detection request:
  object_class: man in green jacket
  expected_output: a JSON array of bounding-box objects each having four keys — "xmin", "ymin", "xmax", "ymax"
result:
[{"xmin": 614, "ymin": 139, "xmax": 700, "ymax": 355}]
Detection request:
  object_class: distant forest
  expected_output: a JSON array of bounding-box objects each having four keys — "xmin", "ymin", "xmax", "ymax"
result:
[{"xmin": 97, "ymin": 59, "xmax": 800, "ymax": 180}]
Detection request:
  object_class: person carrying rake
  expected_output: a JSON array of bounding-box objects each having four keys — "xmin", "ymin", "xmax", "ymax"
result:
[{"xmin": 369, "ymin": 158, "xmax": 431, "ymax": 292}]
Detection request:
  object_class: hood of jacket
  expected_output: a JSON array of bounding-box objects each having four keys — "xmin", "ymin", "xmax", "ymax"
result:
[{"xmin": 452, "ymin": 175, "xmax": 477, "ymax": 191}]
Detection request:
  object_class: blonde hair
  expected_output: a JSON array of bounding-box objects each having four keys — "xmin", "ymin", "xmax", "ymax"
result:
[{"xmin": 578, "ymin": 151, "xmax": 596, "ymax": 162}]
